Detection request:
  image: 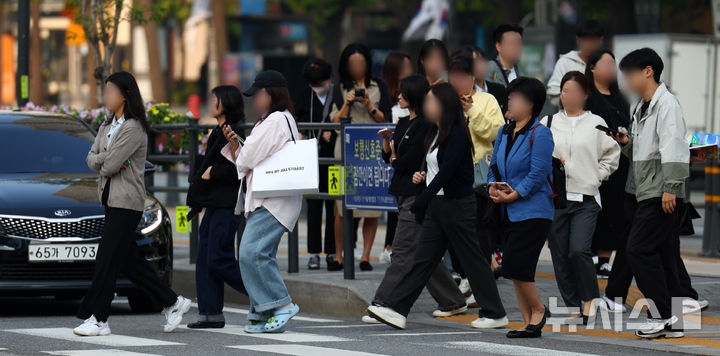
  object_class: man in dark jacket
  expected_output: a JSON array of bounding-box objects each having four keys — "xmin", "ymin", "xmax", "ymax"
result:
[{"xmin": 293, "ymin": 58, "xmax": 337, "ymax": 270}]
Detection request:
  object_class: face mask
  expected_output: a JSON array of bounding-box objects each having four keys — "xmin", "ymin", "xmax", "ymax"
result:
[{"xmin": 311, "ymin": 83, "xmax": 331, "ymax": 97}]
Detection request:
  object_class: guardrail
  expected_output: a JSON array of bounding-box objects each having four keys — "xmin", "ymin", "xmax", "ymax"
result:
[
  {"xmin": 146, "ymin": 118, "xmax": 360, "ymax": 279},
  {"xmin": 703, "ymin": 158, "xmax": 720, "ymax": 257}
]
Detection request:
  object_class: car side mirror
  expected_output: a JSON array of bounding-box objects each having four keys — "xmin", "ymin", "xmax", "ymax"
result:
[{"xmin": 144, "ymin": 162, "xmax": 156, "ymax": 177}]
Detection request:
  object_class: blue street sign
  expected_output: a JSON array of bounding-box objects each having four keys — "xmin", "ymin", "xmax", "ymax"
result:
[{"xmin": 343, "ymin": 124, "xmax": 397, "ymax": 211}]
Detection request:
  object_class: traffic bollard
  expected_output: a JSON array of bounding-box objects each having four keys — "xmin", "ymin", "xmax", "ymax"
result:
[{"xmin": 702, "ymin": 158, "xmax": 720, "ymax": 257}]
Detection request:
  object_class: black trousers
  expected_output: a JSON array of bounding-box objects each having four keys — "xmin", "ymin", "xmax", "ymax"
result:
[
  {"xmin": 306, "ymin": 199, "xmax": 335, "ymax": 254},
  {"xmin": 605, "ymin": 194, "xmax": 699, "ymax": 302},
  {"xmin": 450, "ymin": 193, "xmax": 494, "ymax": 278},
  {"xmin": 385, "ymin": 212, "xmax": 398, "ymax": 247},
  {"xmin": 77, "ymin": 206, "xmax": 177, "ymax": 322},
  {"xmin": 383, "ymin": 195, "xmax": 506, "ymax": 319},
  {"xmin": 625, "ymin": 197, "xmax": 683, "ymax": 319}
]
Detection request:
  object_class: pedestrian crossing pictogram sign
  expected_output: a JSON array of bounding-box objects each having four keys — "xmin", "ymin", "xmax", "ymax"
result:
[
  {"xmin": 328, "ymin": 166, "xmax": 342, "ymax": 195},
  {"xmin": 175, "ymin": 206, "xmax": 190, "ymax": 232}
]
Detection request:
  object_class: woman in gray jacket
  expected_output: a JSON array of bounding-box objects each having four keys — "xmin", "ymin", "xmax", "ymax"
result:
[
  {"xmin": 542, "ymin": 71, "xmax": 620, "ymax": 323},
  {"xmin": 76, "ymin": 72, "xmax": 190, "ymax": 337}
]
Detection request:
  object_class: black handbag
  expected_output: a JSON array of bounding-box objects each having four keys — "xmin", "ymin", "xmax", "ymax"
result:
[
  {"xmin": 531, "ymin": 117, "xmax": 567, "ymax": 209},
  {"xmin": 482, "ymin": 163, "xmax": 503, "ymax": 229},
  {"xmin": 678, "ymin": 201, "xmax": 701, "ymax": 236}
]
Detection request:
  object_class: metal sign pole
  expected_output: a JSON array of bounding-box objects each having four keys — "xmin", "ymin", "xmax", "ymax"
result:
[{"xmin": 341, "ymin": 117, "xmax": 355, "ymax": 280}]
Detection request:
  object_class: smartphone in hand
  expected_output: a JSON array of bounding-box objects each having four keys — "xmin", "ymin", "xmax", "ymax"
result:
[{"xmin": 595, "ymin": 125, "xmax": 622, "ymax": 137}]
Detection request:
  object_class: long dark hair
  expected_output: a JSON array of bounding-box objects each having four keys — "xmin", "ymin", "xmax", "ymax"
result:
[
  {"xmin": 424, "ymin": 83, "xmax": 472, "ymax": 153},
  {"xmin": 400, "ymin": 74, "xmax": 428, "ymax": 116},
  {"xmin": 585, "ymin": 49, "xmax": 629, "ymax": 112},
  {"xmin": 338, "ymin": 42, "xmax": 372, "ymax": 91},
  {"xmin": 382, "ymin": 51, "xmax": 411, "ymax": 104},
  {"xmin": 211, "ymin": 85, "xmax": 245, "ymax": 124},
  {"xmin": 104, "ymin": 71, "xmax": 149, "ymax": 132},
  {"xmin": 417, "ymin": 39, "xmax": 448, "ymax": 76}
]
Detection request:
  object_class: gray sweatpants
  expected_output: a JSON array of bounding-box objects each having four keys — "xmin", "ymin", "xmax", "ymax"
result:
[{"xmin": 548, "ymin": 197, "xmax": 601, "ymax": 309}]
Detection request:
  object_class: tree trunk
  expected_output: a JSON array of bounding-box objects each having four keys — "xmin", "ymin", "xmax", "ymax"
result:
[
  {"xmin": 142, "ymin": 21, "xmax": 167, "ymax": 102},
  {"xmin": 29, "ymin": 0, "xmax": 43, "ymax": 105},
  {"xmin": 87, "ymin": 46, "xmax": 98, "ymax": 108},
  {"xmin": 609, "ymin": 0, "xmax": 638, "ymax": 34},
  {"xmin": 211, "ymin": 0, "xmax": 228, "ymax": 84}
]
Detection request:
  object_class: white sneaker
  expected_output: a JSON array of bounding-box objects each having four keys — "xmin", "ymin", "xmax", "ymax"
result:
[
  {"xmin": 379, "ymin": 248, "xmax": 392, "ymax": 264},
  {"xmin": 367, "ymin": 305, "xmax": 406, "ymax": 329},
  {"xmin": 683, "ymin": 298, "xmax": 710, "ymax": 314},
  {"xmin": 466, "ymin": 294, "xmax": 479, "ymax": 308},
  {"xmin": 471, "ymin": 316, "xmax": 509, "ymax": 329},
  {"xmin": 73, "ymin": 315, "xmax": 111, "ymax": 336},
  {"xmin": 602, "ymin": 294, "xmax": 627, "ymax": 313},
  {"xmin": 361, "ymin": 315, "xmax": 381, "ymax": 324},
  {"xmin": 432, "ymin": 305, "xmax": 468, "ymax": 317},
  {"xmin": 635, "ymin": 316, "xmax": 678, "ymax": 338},
  {"xmin": 162, "ymin": 296, "xmax": 191, "ymax": 332},
  {"xmin": 458, "ymin": 278, "xmax": 471, "ymax": 297}
]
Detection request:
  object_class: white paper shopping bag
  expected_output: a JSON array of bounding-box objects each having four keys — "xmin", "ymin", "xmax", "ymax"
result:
[{"xmin": 252, "ymin": 138, "xmax": 319, "ymax": 198}]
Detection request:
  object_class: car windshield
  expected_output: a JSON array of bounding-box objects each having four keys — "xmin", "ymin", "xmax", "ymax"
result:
[{"xmin": 0, "ymin": 117, "xmax": 95, "ymax": 173}]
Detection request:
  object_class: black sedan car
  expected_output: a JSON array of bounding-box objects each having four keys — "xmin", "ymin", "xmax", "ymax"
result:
[{"xmin": 0, "ymin": 111, "xmax": 173, "ymax": 312}]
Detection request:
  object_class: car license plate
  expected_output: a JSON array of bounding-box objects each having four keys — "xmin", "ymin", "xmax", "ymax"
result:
[{"xmin": 28, "ymin": 243, "xmax": 98, "ymax": 262}]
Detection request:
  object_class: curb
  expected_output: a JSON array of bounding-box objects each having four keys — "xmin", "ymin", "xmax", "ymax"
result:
[{"xmin": 172, "ymin": 268, "xmax": 369, "ymax": 318}]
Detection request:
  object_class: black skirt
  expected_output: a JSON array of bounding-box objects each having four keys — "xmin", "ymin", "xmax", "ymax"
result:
[{"xmin": 501, "ymin": 217, "xmax": 552, "ymax": 282}]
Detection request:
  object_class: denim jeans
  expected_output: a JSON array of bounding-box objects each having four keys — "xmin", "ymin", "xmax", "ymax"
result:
[
  {"xmin": 196, "ymin": 208, "xmax": 246, "ymax": 319},
  {"xmin": 239, "ymin": 206, "xmax": 292, "ymax": 321}
]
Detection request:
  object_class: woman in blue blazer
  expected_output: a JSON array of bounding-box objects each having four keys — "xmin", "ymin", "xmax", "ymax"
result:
[{"xmin": 488, "ymin": 77, "xmax": 554, "ymax": 338}]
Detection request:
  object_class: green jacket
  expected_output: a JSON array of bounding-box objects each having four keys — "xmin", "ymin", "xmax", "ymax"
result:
[{"xmin": 621, "ymin": 83, "xmax": 689, "ymax": 202}]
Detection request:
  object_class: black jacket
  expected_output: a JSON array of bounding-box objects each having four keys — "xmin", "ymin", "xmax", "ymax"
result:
[
  {"xmin": 186, "ymin": 122, "xmax": 242, "ymax": 210},
  {"xmin": 411, "ymin": 125, "xmax": 474, "ymax": 221},
  {"xmin": 293, "ymin": 84, "xmax": 337, "ymax": 192},
  {"xmin": 381, "ymin": 115, "xmax": 431, "ymax": 197},
  {"xmin": 487, "ymin": 81, "xmax": 508, "ymax": 115}
]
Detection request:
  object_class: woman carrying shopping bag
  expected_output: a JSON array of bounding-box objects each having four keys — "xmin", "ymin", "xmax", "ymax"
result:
[{"xmin": 221, "ymin": 70, "xmax": 305, "ymax": 334}]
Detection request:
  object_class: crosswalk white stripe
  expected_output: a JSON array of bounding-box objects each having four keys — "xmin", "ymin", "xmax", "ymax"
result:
[
  {"xmin": 181, "ymin": 324, "xmax": 351, "ymax": 342},
  {"xmin": 300, "ymin": 324, "xmax": 384, "ymax": 329},
  {"xmin": 227, "ymin": 344, "xmax": 388, "ymax": 356},
  {"xmin": 441, "ymin": 341, "xmax": 597, "ymax": 356},
  {"xmin": 367, "ymin": 331, "xmax": 480, "ymax": 337},
  {"xmin": 5, "ymin": 328, "xmax": 183, "ymax": 347},
  {"xmin": 43, "ymin": 350, "xmax": 161, "ymax": 356},
  {"xmin": 189, "ymin": 302, "xmax": 340, "ymax": 323}
]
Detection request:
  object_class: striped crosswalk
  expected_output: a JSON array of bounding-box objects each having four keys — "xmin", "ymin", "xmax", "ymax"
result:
[
  {"xmin": 43, "ymin": 350, "xmax": 162, "ymax": 356},
  {"xmin": 227, "ymin": 344, "xmax": 388, "ymax": 356},
  {"xmin": 4, "ymin": 328, "xmax": 183, "ymax": 347},
  {"xmin": 179, "ymin": 324, "xmax": 352, "ymax": 342}
]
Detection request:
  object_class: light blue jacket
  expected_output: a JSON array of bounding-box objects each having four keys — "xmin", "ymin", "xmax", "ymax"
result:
[{"xmin": 488, "ymin": 118, "xmax": 555, "ymax": 222}]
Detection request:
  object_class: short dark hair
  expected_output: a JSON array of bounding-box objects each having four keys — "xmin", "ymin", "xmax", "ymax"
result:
[
  {"xmin": 575, "ymin": 20, "xmax": 604, "ymax": 38},
  {"xmin": 506, "ymin": 76, "xmax": 546, "ymax": 118},
  {"xmin": 302, "ymin": 58, "xmax": 332, "ymax": 86},
  {"xmin": 619, "ymin": 47, "xmax": 664, "ymax": 83},
  {"xmin": 459, "ymin": 45, "xmax": 486, "ymax": 60},
  {"xmin": 560, "ymin": 71, "xmax": 590, "ymax": 94},
  {"xmin": 211, "ymin": 85, "xmax": 245, "ymax": 124},
  {"xmin": 400, "ymin": 74, "xmax": 429, "ymax": 115},
  {"xmin": 492, "ymin": 24, "xmax": 523, "ymax": 44},
  {"xmin": 447, "ymin": 55, "xmax": 473, "ymax": 76}
]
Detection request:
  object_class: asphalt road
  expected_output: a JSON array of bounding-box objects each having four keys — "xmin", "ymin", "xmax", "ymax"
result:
[{"xmin": 0, "ymin": 297, "xmax": 692, "ymax": 356}]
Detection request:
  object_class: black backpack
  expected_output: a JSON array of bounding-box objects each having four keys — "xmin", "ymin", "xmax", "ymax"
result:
[{"xmin": 530, "ymin": 117, "xmax": 567, "ymax": 209}]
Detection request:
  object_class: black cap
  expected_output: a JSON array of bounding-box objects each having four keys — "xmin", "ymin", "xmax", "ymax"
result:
[{"xmin": 243, "ymin": 70, "xmax": 287, "ymax": 96}]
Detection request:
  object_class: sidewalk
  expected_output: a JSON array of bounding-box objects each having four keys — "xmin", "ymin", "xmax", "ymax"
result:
[{"xmin": 168, "ymin": 211, "xmax": 720, "ymax": 354}]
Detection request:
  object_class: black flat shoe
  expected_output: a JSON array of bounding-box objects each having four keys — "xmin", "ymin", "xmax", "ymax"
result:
[
  {"xmin": 506, "ymin": 328, "xmax": 541, "ymax": 338},
  {"xmin": 360, "ymin": 261, "xmax": 373, "ymax": 271},
  {"xmin": 327, "ymin": 259, "xmax": 343, "ymax": 271},
  {"xmin": 187, "ymin": 320, "xmax": 225, "ymax": 329},
  {"xmin": 536, "ymin": 305, "xmax": 551, "ymax": 329}
]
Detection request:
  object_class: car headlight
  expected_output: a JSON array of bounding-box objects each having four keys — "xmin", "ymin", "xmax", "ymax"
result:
[{"xmin": 138, "ymin": 201, "xmax": 162, "ymax": 234}]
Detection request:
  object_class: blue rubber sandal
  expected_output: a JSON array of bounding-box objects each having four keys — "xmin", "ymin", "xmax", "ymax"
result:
[
  {"xmin": 264, "ymin": 304, "xmax": 300, "ymax": 333},
  {"xmin": 244, "ymin": 320, "xmax": 267, "ymax": 333}
]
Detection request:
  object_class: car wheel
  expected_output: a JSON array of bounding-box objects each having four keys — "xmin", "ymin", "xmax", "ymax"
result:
[{"xmin": 127, "ymin": 290, "xmax": 162, "ymax": 313}]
